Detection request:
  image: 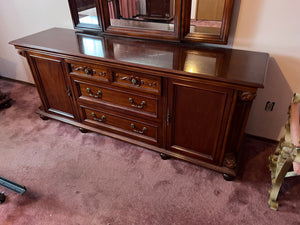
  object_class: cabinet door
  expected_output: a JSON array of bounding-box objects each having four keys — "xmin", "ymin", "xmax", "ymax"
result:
[
  {"xmin": 167, "ymin": 79, "xmax": 233, "ymax": 165},
  {"xmin": 27, "ymin": 53, "xmax": 75, "ymax": 119}
]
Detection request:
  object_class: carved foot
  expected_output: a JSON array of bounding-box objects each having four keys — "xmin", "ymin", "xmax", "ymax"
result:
[
  {"xmin": 79, "ymin": 128, "xmax": 88, "ymax": 133},
  {"xmin": 268, "ymin": 199, "xmax": 279, "ymax": 210},
  {"xmin": 40, "ymin": 115, "xmax": 49, "ymax": 120},
  {"xmin": 223, "ymin": 173, "xmax": 235, "ymax": 181},
  {"xmin": 0, "ymin": 192, "xmax": 6, "ymax": 204},
  {"xmin": 2, "ymin": 102, "xmax": 11, "ymax": 108},
  {"xmin": 160, "ymin": 153, "xmax": 172, "ymax": 160}
]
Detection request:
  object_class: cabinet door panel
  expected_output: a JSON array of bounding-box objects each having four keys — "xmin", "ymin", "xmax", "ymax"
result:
[
  {"xmin": 167, "ymin": 79, "xmax": 233, "ymax": 164},
  {"xmin": 28, "ymin": 54, "xmax": 75, "ymax": 119}
]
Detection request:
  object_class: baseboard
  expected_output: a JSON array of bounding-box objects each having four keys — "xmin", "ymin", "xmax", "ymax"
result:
[
  {"xmin": 245, "ymin": 133, "xmax": 279, "ymax": 145},
  {"xmin": 0, "ymin": 76, "xmax": 35, "ymax": 86}
]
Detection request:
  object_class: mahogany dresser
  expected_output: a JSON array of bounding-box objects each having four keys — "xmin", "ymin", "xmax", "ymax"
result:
[{"xmin": 10, "ymin": 28, "xmax": 269, "ymax": 179}]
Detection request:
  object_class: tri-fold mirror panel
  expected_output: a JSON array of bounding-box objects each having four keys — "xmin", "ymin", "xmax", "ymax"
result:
[{"xmin": 68, "ymin": 0, "xmax": 233, "ymax": 44}]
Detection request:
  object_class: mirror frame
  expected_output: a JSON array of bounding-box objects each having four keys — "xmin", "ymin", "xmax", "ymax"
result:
[
  {"xmin": 68, "ymin": 0, "xmax": 103, "ymax": 32},
  {"xmin": 99, "ymin": 0, "xmax": 181, "ymax": 41},
  {"xmin": 68, "ymin": 0, "xmax": 234, "ymax": 44},
  {"xmin": 181, "ymin": 0, "xmax": 234, "ymax": 44}
]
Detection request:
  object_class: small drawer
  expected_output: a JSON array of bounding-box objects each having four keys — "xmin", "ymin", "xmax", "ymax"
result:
[
  {"xmin": 112, "ymin": 70, "xmax": 161, "ymax": 95},
  {"xmin": 68, "ymin": 61, "xmax": 109, "ymax": 82},
  {"xmin": 75, "ymin": 80, "xmax": 159, "ymax": 118},
  {"xmin": 80, "ymin": 106, "xmax": 160, "ymax": 145}
]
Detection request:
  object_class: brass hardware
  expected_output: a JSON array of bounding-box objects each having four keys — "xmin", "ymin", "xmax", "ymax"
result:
[
  {"xmin": 86, "ymin": 88, "xmax": 102, "ymax": 98},
  {"xmin": 67, "ymin": 86, "xmax": 72, "ymax": 99},
  {"xmin": 98, "ymin": 72, "xmax": 106, "ymax": 77},
  {"xmin": 131, "ymin": 123, "xmax": 147, "ymax": 134},
  {"xmin": 84, "ymin": 68, "xmax": 91, "ymax": 75},
  {"xmin": 18, "ymin": 50, "xmax": 26, "ymax": 57},
  {"xmin": 91, "ymin": 112, "xmax": 106, "ymax": 122},
  {"xmin": 131, "ymin": 78, "xmax": 137, "ymax": 85},
  {"xmin": 128, "ymin": 98, "xmax": 146, "ymax": 109},
  {"xmin": 167, "ymin": 108, "xmax": 170, "ymax": 126}
]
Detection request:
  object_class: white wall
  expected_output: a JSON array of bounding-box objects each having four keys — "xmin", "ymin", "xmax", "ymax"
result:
[
  {"xmin": 229, "ymin": 0, "xmax": 300, "ymax": 140},
  {"xmin": 0, "ymin": 0, "xmax": 299, "ymax": 140},
  {"xmin": 0, "ymin": 0, "xmax": 73, "ymax": 83}
]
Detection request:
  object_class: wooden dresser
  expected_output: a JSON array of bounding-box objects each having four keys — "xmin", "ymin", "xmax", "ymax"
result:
[{"xmin": 10, "ymin": 28, "xmax": 269, "ymax": 179}]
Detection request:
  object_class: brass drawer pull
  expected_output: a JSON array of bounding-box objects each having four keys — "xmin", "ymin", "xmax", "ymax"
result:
[
  {"xmin": 98, "ymin": 71, "xmax": 106, "ymax": 77},
  {"xmin": 131, "ymin": 123, "xmax": 147, "ymax": 134},
  {"xmin": 86, "ymin": 88, "xmax": 102, "ymax": 98},
  {"xmin": 91, "ymin": 112, "xmax": 106, "ymax": 122},
  {"xmin": 129, "ymin": 98, "xmax": 146, "ymax": 109},
  {"xmin": 84, "ymin": 68, "xmax": 91, "ymax": 75},
  {"xmin": 131, "ymin": 78, "xmax": 137, "ymax": 85}
]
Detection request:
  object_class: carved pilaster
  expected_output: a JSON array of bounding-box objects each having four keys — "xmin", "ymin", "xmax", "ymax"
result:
[
  {"xmin": 18, "ymin": 50, "xmax": 26, "ymax": 57},
  {"xmin": 223, "ymin": 153, "xmax": 237, "ymax": 169},
  {"xmin": 239, "ymin": 91, "xmax": 256, "ymax": 102}
]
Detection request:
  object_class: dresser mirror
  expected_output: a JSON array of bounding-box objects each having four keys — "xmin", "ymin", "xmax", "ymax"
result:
[
  {"xmin": 181, "ymin": 0, "xmax": 234, "ymax": 43},
  {"xmin": 69, "ymin": 0, "xmax": 234, "ymax": 43},
  {"xmin": 69, "ymin": 0, "xmax": 103, "ymax": 31},
  {"xmin": 107, "ymin": 0, "xmax": 175, "ymax": 31}
]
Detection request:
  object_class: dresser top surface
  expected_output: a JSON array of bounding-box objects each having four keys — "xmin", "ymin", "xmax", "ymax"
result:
[{"xmin": 10, "ymin": 28, "xmax": 269, "ymax": 88}]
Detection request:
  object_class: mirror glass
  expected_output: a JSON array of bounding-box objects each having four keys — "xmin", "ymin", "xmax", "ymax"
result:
[
  {"xmin": 107, "ymin": 0, "xmax": 175, "ymax": 31},
  {"xmin": 189, "ymin": 0, "xmax": 224, "ymax": 35},
  {"xmin": 76, "ymin": 0, "xmax": 99, "ymax": 25}
]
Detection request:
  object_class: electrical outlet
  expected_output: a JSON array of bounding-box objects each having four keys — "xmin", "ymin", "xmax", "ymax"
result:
[{"xmin": 265, "ymin": 101, "xmax": 275, "ymax": 111}]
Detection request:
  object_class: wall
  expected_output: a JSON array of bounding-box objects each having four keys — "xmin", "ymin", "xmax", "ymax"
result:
[
  {"xmin": 0, "ymin": 0, "xmax": 299, "ymax": 140},
  {"xmin": 229, "ymin": 0, "xmax": 300, "ymax": 140},
  {"xmin": 0, "ymin": 0, "xmax": 73, "ymax": 83}
]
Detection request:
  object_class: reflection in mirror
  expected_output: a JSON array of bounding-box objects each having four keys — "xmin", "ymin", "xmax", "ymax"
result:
[
  {"xmin": 183, "ymin": 51, "xmax": 223, "ymax": 76},
  {"xmin": 77, "ymin": 35, "xmax": 105, "ymax": 57},
  {"xmin": 76, "ymin": 0, "xmax": 99, "ymax": 25},
  {"xmin": 107, "ymin": 0, "xmax": 175, "ymax": 31},
  {"xmin": 190, "ymin": 0, "xmax": 224, "ymax": 35},
  {"xmin": 112, "ymin": 42, "xmax": 174, "ymax": 68}
]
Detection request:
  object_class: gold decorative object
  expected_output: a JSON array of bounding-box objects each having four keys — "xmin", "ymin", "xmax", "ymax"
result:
[{"xmin": 268, "ymin": 93, "xmax": 300, "ymax": 210}]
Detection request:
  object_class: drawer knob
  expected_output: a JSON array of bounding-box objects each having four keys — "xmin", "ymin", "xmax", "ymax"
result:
[
  {"xmin": 84, "ymin": 68, "xmax": 91, "ymax": 75},
  {"xmin": 129, "ymin": 98, "xmax": 146, "ymax": 109},
  {"xmin": 86, "ymin": 88, "xmax": 102, "ymax": 98},
  {"xmin": 98, "ymin": 72, "xmax": 106, "ymax": 77},
  {"xmin": 91, "ymin": 112, "xmax": 106, "ymax": 122},
  {"xmin": 131, "ymin": 123, "xmax": 147, "ymax": 134},
  {"xmin": 131, "ymin": 78, "xmax": 137, "ymax": 85}
]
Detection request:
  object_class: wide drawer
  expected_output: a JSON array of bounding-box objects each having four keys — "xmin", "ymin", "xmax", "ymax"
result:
[
  {"xmin": 74, "ymin": 79, "xmax": 159, "ymax": 118},
  {"xmin": 112, "ymin": 69, "xmax": 161, "ymax": 95},
  {"xmin": 80, "ymin": 105, "xmax": 161, "ymax": 145},
  {"xmin": 67, "ymin": 60, "xmax": 110, "ymax": 82}
]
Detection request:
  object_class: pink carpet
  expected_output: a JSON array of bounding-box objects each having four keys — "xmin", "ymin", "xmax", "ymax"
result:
[{"xmin": 0, "ymin": 78, "xmax": 299, "ymax": 225}]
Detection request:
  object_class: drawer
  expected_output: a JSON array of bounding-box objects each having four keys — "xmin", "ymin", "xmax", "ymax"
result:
[
  {"xmin": 67, "ymin": 60, "xmax": 110, "ymax": 82},
  {"xmin": 74, "ymin": 80, "xmax": 159, "ymax": 118},
  {"xmin": 112, "ymin": 69, "xmax": 161, "ymax": 95},
  {"xmin": 80, "ymin": 105, "xmax": 161, "ymax": 145}
]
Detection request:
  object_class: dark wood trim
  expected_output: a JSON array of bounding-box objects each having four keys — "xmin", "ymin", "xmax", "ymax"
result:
[
  {"xmin": 180, "ymin": 0, "xmax": 234, "ymax": 44},
  {"xmin": 11, "ymin": 44, "xmax": 266, "ymax": 90},
  {"xmin": 99, "ymin": 0, "xmax": 182, "ymax": 41}
]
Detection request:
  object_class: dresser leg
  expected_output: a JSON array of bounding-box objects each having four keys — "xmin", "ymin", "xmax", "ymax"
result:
[
  {"xmin": 160, "ymin": 153, "xmax": 172, "ymax": 160},
  {"xmin": 40, "ymin": 115, "xmax": 49, "ymax": 120},
  {"xmin": 223, "ymin": 173, "xmax": 235, "ymax": 181},
  {"xmin": 79, "ymin": 128, "xmax": 88, "ymax": 133},
  {"xmin": 0, "ymin": 192, "xmax": 6, "ymax": 204}
]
